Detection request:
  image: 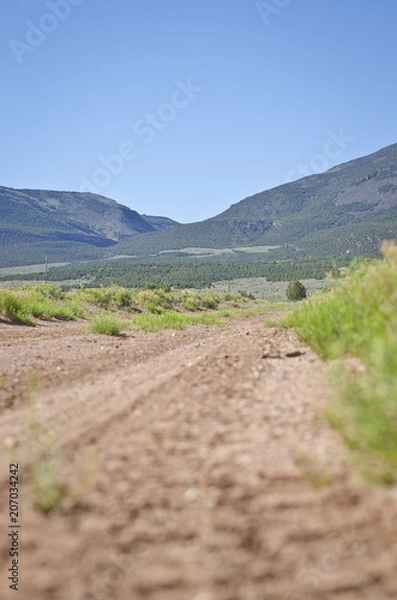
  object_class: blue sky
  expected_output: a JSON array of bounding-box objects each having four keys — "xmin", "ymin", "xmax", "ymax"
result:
[{"xmin": 1, "ymin": 0, "xmax": 397, "ymax": 222}]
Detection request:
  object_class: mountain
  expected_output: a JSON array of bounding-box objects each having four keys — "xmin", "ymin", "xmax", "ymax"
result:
[
  {"xmin": 0, "ymin": 187, "xmax": 177, "ymax": 267},
  {"xmin": 140, "ymin": 215, "xmax": 179, "ymax": 231},
  {"xmin": 1, "ymin": 143, "xmax": 396, "ymax": 269},
  {"xmin": 114, "ymin": 143, "xmax": 397, "ymax": 258}
]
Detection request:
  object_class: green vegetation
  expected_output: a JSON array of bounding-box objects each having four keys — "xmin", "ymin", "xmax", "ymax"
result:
[
  {"xmin": 1, "ymin": 256, "xmax": 352, "ymax": 289},
  {"xmin": 286, "ymin": 280, "xmax": 307, "ymax": 301},
  {"xmin": 0, "ymin": 185, "xmax": 168, "ymax": 268},
  {"xmin": 90, "ymin": 312, "xmax": 127, "ymax": 336},
  {"xmin": 0, "ymin": 284, "xmax": 83, "ymax": 325},
  {"xmin": 101, "ymin": 143, "xmax": 397, "ymax": 259},
  {"xmin": 0, "ymin": 292, "xmax": 34, "ymax": 325},
  {"xmin": 285, "ymin": 241, "xmax": 397, "ymax": 483},
  {"xmin": 131, "ymin": 310, "xmax": 227, "ymax": 333},
  {"xmin": 0, "ymin": 282, "xmax": 272, "ymax": 335}
]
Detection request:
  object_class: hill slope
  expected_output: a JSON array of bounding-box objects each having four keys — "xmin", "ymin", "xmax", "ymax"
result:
[
  {"xmin": 0, "ymin": 187, "xmax": 176, "ymax": 266},
  {"xmin": 1, "ymin": 143, "xmax": 396, "ymax": 268},
  {"xmin": 115, "ymin": 143, "xmax": 397, "ymax": 258}
]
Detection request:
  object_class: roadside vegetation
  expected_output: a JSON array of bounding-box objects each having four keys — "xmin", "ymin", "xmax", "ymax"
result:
[
  {"xmin": 0, "ymin": 283, "xmax": 83, "ymax": 325},
  {"xmin": 285, "ymin": 241, "xmax": 397, "ymax": 483},
  {"xmin": 0, "ymin": 282, "xmax": 275, "ymax": 334}
]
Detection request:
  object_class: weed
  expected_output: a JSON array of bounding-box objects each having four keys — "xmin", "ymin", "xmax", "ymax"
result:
[
  {"xmin": 285, "ymin": 241, "xmax": 397, "ymax": 483},
  {"xmin": 200, "ymin": 293, "xmax": 221, "ymax": 309},
  {"xmin": 90, "ymin": 312, "xmax": 126, "ymax": 336},
  {"xmin": 24, "ymin": 374, "xmax": 68, "ymax": 513},
  {"xmin": 183, "ymin": 299, "xmax": 199, "ymax": 311},
  {"xmin": 2, "ymin": 293, "xmax": 34, "ymax": 325},
  {"xmin": 131, "ymin": 310, "xmax": 225, "ymax": 332},
  {"xmin": 18, "ymin": 374, "xmax": 97, "ymax": 513}
]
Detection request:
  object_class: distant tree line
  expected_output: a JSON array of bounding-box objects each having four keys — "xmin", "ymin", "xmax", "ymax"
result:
[{"xmin": 0, "ymin": 256, "xmax": 355, "ymax": 289}]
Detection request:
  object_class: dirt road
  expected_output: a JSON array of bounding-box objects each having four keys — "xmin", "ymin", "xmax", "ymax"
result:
[{"xmin": 0, "ymin": 316, "xmax": 396, "ymax": 600}]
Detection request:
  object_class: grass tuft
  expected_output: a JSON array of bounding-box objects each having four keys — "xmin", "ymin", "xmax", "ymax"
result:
[
  {"xmin": 90, "ymin": 312, "xmax": 126, "ymax": 336},
  {"xmin": 285, "ymin": 241, "xmax": 397, "ymax": 483}
]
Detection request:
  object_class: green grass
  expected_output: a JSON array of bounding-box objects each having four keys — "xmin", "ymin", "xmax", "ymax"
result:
[
  {"xmin": 0, "ymin": 284, "xmax": 83, "ymax": 325},
  {"xmin": 1, "ymin": 293, "xmax": 34, "ymax": 324},
  {"xmin": 0, "ymin": 283, "xmax": 275, "ymax": 336},
  {"xmin": 284, "ymin": 241, "xmax": 397, "ymax": 483},
  {"xmin": 90, "ymin": 312, "xmax": 126, "ymax": 336},
  {"xmin": 131, "ymin": 310, "xmax": 226, "ymax": 332},
  {"xmin": 81, "ymin": 285, "xmax": 138, "ymax": 310}
]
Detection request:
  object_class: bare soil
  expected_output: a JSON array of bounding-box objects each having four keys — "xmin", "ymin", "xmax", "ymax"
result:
[{"xmin": 0, "ymin": 316, "xmax": 396, "ymax": 600}]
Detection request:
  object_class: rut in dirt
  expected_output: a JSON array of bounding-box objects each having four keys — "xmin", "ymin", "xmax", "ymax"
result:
[{"xmin": 0, "ymin": 316, "xmax": 396, "ymax": 600}]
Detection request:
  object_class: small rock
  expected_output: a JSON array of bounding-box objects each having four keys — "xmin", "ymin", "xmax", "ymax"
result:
[{"xmin": 184, "ymin": 487, "xmax": 198, "ymax": 503}]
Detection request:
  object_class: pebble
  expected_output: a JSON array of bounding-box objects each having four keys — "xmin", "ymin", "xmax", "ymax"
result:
[{"xmin": 184, "ymin": 487, "xmax": 198, "ymax": 503}]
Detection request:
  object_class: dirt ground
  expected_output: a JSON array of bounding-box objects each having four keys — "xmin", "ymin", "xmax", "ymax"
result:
[{"xmin": 0, "ymin": 315, "xmax": 396, "ymax": 600}]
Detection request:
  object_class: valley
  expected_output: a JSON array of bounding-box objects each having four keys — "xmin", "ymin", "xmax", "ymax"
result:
[{"xmin": 1, "ymin": 143, "xmax": 396, "ymax": 273}]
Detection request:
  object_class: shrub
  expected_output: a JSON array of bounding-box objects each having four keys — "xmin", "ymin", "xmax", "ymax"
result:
[
  {"xmin": 284, "ymin": 241, "xmax": 397, "ymax": 482},
  {"xmin": 200, "ymin": 293, "xmax": 221, "ymax": 309},
  {"xmin": 183, "ymin": 299, "xmax": 199, "ymax": 312},
  {"xmin": 138, "ymin": 289, "xmax": 173, "ymax": 312},
  {"xmin": 82, "ymin": 285, "xmax": 136, "ymax": 310},
  {"xmin": 2, "ymin": 293, "xmax": 34, "ymax": 325},
  {"xmin": 286, "ymin": 280, "xmax": 307, "ymax": 301},
  {"xmin": 90, "ymin": 313, "xmax": 125, "ymax": 336}
]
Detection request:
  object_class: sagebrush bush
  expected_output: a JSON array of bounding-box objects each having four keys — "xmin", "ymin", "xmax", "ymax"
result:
[
  {"xmin": 90, "ymin": 313, "xmax": 125, "ymax": 336},
  {"xmin": 200, "ymin": 293, "xmax": 221, "ymax": 309},
  {"xmin": 82, "ymin": 285, "xmax": 137, "ymax": 309}
]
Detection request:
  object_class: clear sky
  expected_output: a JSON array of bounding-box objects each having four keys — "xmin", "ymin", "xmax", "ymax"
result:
[{"xmin": 1, "ymin": 0, "xmax": 397, "ymax": 222}]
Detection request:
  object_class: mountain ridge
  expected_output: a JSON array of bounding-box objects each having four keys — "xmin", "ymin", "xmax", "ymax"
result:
[
  {"xmin": 0, "ymin": 142, "xmax": 396, "ymax": 268},
  {"xmin": 0, "ymin": 186, "xmax": 178, "ymax": 266},
  {"xmin": 113, "ymin": 142, "xmax": 397, "ymax": 258}
]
